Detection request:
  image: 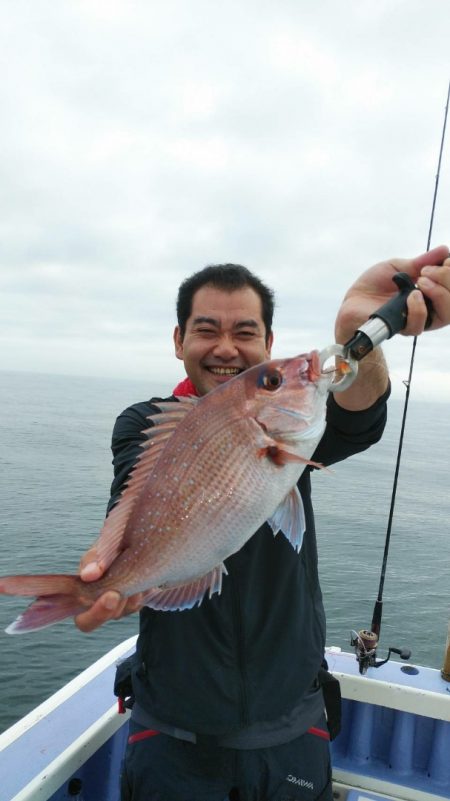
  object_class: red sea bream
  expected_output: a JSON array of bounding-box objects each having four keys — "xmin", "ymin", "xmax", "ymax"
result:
[{"xmin": 0, "ymin": 351, "xmax": 332, "ymax": 632}]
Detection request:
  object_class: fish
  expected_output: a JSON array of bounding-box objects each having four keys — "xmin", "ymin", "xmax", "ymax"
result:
[{"xmin": 0, "ymin": 350, "xmax": 332, "ymax": 633}]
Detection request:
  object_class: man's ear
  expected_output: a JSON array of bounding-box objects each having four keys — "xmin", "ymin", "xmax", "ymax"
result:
[
  {"xmin": 265, "ymin": 331, "xmax": 274, "ymax": 359},
  {"xmin": 173, "ymin": 326, "xmax": 184, "ymax": 360}
]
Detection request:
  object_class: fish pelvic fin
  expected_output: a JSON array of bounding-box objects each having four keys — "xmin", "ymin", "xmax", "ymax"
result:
[
  {"xmin": 267, "ymin": 486, "xmax": 306, "ymax": 552},
  {"xmin": 0, "ymin": 574, "xmax": 91, "ymax": 634},
  {"xmin": 141, "ymin": 563, "xmax": 228, "ymax": 612},
  {"xmin": 93, "ymin": 399, "xmax": 199, "ymax": 570}
]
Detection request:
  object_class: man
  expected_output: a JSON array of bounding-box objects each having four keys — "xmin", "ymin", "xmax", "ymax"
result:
[{"xmin": 77, "ymin": 246, "xmax": 450, "ymax": 801}]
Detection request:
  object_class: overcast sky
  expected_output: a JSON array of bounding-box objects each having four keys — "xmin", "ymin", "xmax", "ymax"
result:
[{"xmin": 1, "ymin": 0, "xmax": 450, "ymax": 401}]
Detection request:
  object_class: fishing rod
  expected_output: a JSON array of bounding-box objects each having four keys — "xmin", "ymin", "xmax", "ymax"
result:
[{"xmin": 322, "ymin": 81, "xmax": 450, "ymax": 674}]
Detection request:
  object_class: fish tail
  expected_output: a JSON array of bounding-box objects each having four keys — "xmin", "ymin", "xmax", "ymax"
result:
[{"xmin": 0, "ymin": 574, "xmax": 91, "ymax": 634}]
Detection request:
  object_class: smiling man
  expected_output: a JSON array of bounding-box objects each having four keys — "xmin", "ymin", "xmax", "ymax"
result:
[
  {"xmin": 77, "ymin": 250, "xmax": 450, "ymax": 801},
  {"xmin": 173, "ymin": 269, "xmax": 273, "ymax": 396}
]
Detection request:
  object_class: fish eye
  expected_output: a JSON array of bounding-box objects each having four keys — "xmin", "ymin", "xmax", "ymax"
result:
[{"xmin": 259, "ymin": 368, "xmax": 283, "ymax": 391}]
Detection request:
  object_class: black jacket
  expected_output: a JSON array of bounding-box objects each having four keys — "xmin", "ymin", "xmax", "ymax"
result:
[{"xmin": 108, "ymin": 388, "xmax": 389, "ymax": 737}]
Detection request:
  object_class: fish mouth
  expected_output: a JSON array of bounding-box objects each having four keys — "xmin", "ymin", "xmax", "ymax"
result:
[
  {"xmin": 309, "ymin": 351, "xmax": 322, "ymax": 382},
  {"xmin": 301, "ymin": 351, "xmax": 332, "ymax": 392}
]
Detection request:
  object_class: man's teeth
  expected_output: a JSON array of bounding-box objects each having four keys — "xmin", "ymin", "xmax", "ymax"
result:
[{"xmin": 208, "ymin": 367, "xmax": 241, "ymax": 375}]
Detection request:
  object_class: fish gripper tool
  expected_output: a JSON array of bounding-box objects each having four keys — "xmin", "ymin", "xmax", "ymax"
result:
[
  {"xmin": 319, "ymin": 344, "xmax": 359, "ymax": 392},
  {"xmin": 322, "ymin": 272, "xmax": 434, "ymax": 393},
  {"xmin": 343, "ymin": 272, "xmax": 433, "ymax": 361}
]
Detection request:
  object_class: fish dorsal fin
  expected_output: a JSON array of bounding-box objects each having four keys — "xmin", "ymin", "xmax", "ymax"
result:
[
  {"xmin": 152, "ymin": 397, "xmax": 199, "ymax": 415},
  {"xmin": 93, "ymin": 398, "xmax": 198, "ymax": 570},
  {"xmin": 140, "ymin": 563, "xmax": 228, "ymax": 612},
  {"xmin": 267, "ymin": 486, "xmax": 306, "ymax": 552}
]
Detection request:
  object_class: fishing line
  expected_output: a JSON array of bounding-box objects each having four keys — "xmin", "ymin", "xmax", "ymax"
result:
[{"xmin": 371, "ymin": 80, "xmax": 450, "ymax": 640}]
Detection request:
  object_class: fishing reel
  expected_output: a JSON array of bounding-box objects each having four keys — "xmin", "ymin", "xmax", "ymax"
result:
[{"xmin": 351, "ymin": 629, "xmax": 412, "ymax": 675}]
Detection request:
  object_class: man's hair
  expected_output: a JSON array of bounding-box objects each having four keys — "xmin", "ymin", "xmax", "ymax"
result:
[{"xmin": 176, "ymin": 263, "xmax": 275, "ymax": 343}]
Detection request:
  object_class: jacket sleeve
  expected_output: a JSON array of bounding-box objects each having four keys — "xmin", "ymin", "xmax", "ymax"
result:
[{"xmin": 312, "ymin": 382, "xmax": 391, "ymax": 468}]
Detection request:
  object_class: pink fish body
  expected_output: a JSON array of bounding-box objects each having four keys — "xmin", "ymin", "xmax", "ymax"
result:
[{"xmin": 0, "ymin": 351, "xmax": 331, "ymax": 633}]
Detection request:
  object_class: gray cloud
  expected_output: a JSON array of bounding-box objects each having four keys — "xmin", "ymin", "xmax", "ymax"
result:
[{"xmin": 1, "ymin": 0, "xmax": 450, "ymax": 399}]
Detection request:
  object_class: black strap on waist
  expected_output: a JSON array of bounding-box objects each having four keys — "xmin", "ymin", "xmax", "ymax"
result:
[
  {"xmin": 318, "ymin": 659, "xmax": 341, "ymax": 741},
  {"xmin": 114, "ymin": 655, "xmax": 135, "ymax": 713}
]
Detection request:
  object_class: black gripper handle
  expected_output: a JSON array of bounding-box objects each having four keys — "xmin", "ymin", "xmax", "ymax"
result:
[{"xmin": 370, "ymin": 272, "xmax": 433, "ymax": 335}]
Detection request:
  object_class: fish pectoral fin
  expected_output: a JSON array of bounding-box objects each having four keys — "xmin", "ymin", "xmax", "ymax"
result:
[
  {"xmin": 258, "ymin": 443, "xmax": 306, "ymax": 466},
  {"xmin": 141, "ymin": 563, "xmax": 228, "ymax": 612},
  {"xmin": 267, "ymin": 486, "xmax": 306, "ymax": 552},
  {"xmin": 258, "ymin": 441, "xmax": 324, "ymax": 468}
]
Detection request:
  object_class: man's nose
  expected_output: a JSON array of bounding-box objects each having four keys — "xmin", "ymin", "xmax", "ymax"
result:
[{"xmin": 212, "ymin": 335, "xmax": 239, "ymax": 359}]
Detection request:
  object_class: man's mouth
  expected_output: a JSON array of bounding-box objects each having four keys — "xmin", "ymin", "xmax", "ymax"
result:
[{"xmin": 206, "ymin": 366, "xmax": 243, "ymax": 376}]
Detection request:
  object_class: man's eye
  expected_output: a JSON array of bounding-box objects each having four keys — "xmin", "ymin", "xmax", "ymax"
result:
[{"xmin": 237, "ymin": 331, "xmax": 255, "ymax": 338}]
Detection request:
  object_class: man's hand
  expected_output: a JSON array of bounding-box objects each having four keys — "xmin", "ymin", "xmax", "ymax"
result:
[
  {"xmin": 75, "ymin": 546, "xmax": 145, "ymax": 633},
  {"xmin": 336, "ymin": 245, "xmax": 450, "ymax": 342},
  {"xmin": 334, "ymin": 245, "xmax": 450, "ymax": 411}
]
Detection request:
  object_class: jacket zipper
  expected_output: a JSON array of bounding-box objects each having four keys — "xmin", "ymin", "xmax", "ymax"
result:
[{"xmin": 230, "ymin": 571, "xmax": 249, "ymax": 726}]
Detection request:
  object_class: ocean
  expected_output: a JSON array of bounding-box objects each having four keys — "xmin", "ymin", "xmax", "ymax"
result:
[{"xmin": 0, "ymin": 369, "xmax": 449, "ymax": 734}]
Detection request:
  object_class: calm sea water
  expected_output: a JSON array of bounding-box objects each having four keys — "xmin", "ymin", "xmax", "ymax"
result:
[{"xmin": 0, "ymin": 369, "xmax": 449, "ymax": 734}]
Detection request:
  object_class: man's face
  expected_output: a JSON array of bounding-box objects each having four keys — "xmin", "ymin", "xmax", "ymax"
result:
[{"xmin": 174, "ymin": 284, "xmax": 273, "ymax": 396}]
